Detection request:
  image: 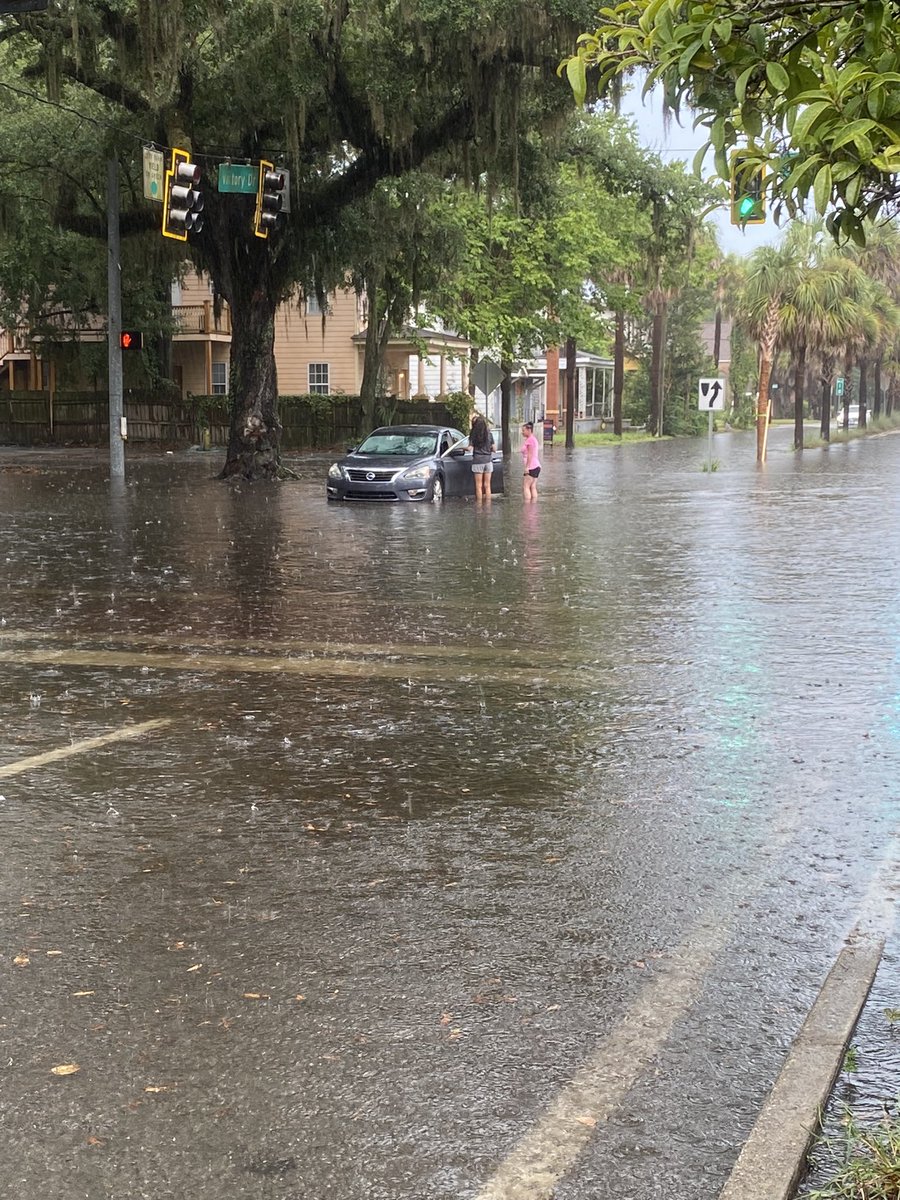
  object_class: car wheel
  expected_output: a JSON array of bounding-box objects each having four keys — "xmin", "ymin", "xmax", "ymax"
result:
[{"xmin": 431, "ymin": 474, "xmax": 444, "ymax": 503}]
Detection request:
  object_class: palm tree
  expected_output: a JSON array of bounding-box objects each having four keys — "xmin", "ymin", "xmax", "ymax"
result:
[
  {"xmin": 737, "ymin": 242, "xmax": 805, "ymax": 462},
  {"xmin": 841, "ymin": 226, "xmax": 900, "ymax": 425},
  {"xmin": 780, "ymin": 255, "xmax": 875, "ymax": 444}
]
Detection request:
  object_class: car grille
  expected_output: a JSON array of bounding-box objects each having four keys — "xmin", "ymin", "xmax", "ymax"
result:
[
  {"xmin": 347, "ymin": 468, "xmax": 396, "ymax": 482},
  {"xmin": 344, "ymin": 490, "xmax": 399, "ymax": 501}
]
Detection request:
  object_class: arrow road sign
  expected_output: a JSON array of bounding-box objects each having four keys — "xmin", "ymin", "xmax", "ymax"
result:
[{"xmin": 698, "ymin": 377, "xmax": 726, "ymax": 411}]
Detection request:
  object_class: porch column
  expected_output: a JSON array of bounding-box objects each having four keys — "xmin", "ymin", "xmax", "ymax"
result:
[
  {"xmin": 439, "ymin": 352, "xmax": 447, "ymax": 397},
  {"xmin": 205, "ymin": 341, "xmax": 212, "ymax": 395},
  {"xmin": 461, "ymin": 355, "xmax": 469, "ymax": 394},
  {"xmin": 417, "ymin": 355, "xmax": 426, "ymax": 397}
]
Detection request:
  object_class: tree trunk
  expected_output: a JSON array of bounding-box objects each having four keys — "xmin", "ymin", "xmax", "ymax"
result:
[
  {"xmin": 839, "ymin": 350, "xmax": 852, "ymax": 429},
  {"xmin": 819, "ymin": 358, "xmax": 834, "ymax": 440},
  {"xmin": 220, "ymin": 292, "xmax": 281, "ymax": 480},
  {"xmin": 649, "ymin": 305, "xmax": 665, "ymax": 436},
  {"xmin": 874, "ymin": 359, "xmax": 883, "ymax": 418},
  {"xmin": 360, "ymin": 283, "xmax": 383, "ymax": 433},
  {"xmin": 756, "ymin": 298, "xmax": 779, "ymax": 463},
  {"xmin": 712, "ymin": 306, "xmax": 722, "ymax": 368},
  {"xmin": 613, "ymin": 308, "xmax": 624, "ymax": 437},
  {"xmin": 858, "ymin": 357, "xmax": 868, "ymax": 428},
  {"xmin": 500, "ymin": 358, "xmax": 512, "ymax": 453},
  {"xmin": 793, "ymin": 341, "xmax": 806, "ymax": 452},
  {"xmin": 564, "ymin": 335, "xmax": 576, "ymax": 449}
]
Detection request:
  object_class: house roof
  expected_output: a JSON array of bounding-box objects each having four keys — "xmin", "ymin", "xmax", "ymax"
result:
[{"xmin": 352, "ymin": 325, "xmax": 471, "ymax": 349}]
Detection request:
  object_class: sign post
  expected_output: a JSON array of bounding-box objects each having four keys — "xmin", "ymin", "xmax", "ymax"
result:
[{"xmin": 698, "ymin": 377, "xmax": 726, "ymax": 473}]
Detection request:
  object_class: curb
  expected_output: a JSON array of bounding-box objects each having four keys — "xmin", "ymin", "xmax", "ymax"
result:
[{"xmin": 718, "ymin": 933, "xmax": 884, "ymax": 1200}]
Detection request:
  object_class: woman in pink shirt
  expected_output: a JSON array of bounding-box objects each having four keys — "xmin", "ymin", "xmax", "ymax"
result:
[{"xmin": 520, "ymin": 421, "xmax": 541, "ymax": 501}]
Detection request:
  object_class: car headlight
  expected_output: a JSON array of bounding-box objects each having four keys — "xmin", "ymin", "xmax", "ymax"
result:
[
  {"xmin": 401, "ymin": 465, "xmax": 434, "ymax": 481},
  {"xmin": 327, "ymin": 462, "xmax": 345, "ymax": 480}
]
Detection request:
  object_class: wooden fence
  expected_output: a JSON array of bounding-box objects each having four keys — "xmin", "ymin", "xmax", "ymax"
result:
[{"xmin": 0, "ymin": 391, "xmax": 458, "ymax": 451}]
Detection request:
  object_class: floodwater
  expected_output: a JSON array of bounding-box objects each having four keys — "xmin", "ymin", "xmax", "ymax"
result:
[{"xmin": 1, "ymin": 427, "xmax": 899, "ymax": 1200}]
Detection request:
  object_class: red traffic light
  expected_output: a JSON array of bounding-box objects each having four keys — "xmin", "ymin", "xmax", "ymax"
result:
[{"xmin": 120, "ymin": 331, "xmax": 143, "ymax": 350}]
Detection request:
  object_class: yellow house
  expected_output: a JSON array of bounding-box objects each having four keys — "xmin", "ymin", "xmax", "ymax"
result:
[
  {"xmin": 0, "ymin": 269, "xmax": 471, "ymax": 402},
  {"xmin": 170, "ymin": 270, "xmax": 470, "ymax": 400}
]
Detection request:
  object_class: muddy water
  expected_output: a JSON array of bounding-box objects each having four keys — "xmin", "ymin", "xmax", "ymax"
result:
[{"xmin": 1, "ymin": 429, "xmax": 899, "ymax": 1200}]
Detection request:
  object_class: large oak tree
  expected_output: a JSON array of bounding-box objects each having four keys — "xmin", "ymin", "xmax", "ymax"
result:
[{"xmin": 1, "ymin": 0, "xmax": 594, "ymax": 478}]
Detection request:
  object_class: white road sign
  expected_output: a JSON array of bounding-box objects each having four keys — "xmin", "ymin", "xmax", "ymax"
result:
[
  {"xmin": 698, "ymin": 377, "xmax": 726, "ymax": 411},
  {"xmin": 142, "ymin": 147, "xmax": 164, "ymax": 203}
]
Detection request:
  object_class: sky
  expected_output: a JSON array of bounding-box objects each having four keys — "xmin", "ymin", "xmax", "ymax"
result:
[{"xmin": 619, "ymin": 83, "xmax": 782, "ymax": 257}]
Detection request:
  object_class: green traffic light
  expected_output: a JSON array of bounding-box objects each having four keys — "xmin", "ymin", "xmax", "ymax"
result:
[{"xmin": 738, "ymin": 194, "xmax": 757, "ymax": 218}]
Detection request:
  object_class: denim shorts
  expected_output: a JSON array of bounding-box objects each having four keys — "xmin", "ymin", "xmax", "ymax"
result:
[{"xmin": 472, "ymin": 462, "xmax": 493, "ymax": 474}]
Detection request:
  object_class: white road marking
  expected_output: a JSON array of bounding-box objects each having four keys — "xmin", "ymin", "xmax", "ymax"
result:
[{"xmin": 0, "ymin": 717, "xmax": 172, "ymax": 779}]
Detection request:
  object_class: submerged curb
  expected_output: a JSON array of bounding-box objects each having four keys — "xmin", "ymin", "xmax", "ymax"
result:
[{"xmin": 718, "ymin": 934, "xmax": 884, "ymax": 1200}]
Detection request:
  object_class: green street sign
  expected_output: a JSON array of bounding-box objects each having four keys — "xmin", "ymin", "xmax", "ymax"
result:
[
  {"xmin": 217, "ymin": 163, "xmax": 259, "ymax": 194},
  {"xmin": 836, "ymin": 377, "xmax": 845, "ymax": 397}
]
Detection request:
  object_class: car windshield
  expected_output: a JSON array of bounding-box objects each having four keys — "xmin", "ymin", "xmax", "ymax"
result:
[{"xmin": 356, "ymin": 432, "xmax": 438, "ymax": 456}]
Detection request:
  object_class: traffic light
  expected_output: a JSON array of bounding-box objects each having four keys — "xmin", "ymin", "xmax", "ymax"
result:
[
  {"xmin": 120, "ymin": 331, "xmax": 143, "ymax": 350},
  {"xmin": 254, "ymin": 159, "xmax": 285, "ymax": 239},
  {"xmin": 162, "ymin": 147, "xmax": 203, "ymax": 241},
  {"xmin": 730, "ymin": 154, "xmax": 766, "ymax": 225}
]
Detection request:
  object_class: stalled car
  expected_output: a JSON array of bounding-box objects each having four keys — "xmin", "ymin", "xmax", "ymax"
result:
[{"xmin": 326, "ymin": 424, "xmax": 504, "ymax": 502}]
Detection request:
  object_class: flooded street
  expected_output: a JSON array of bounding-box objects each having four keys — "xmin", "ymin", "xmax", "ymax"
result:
[{"xmin": 2, "ymin": 427, "xmax": 899, "ymax": 1200}]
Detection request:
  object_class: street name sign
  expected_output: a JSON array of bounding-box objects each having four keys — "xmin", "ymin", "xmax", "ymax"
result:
[
  {"xmin": 698, "ymin": 377, "xmax": 726, "ymax": 410},
  {"xmin": 217, "ymin": 163, "xmax": 259, "ymax": 194}
]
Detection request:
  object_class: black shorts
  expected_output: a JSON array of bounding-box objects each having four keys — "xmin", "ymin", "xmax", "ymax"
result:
[{"xmin": 526, "ymin": 467, "xmax": 541, "ymax": 478}]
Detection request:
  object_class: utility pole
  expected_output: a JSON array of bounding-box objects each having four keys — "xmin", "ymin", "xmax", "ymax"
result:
[{"xmin": 107, "ymin": 157, "xmax": 124, "ymax": 479}]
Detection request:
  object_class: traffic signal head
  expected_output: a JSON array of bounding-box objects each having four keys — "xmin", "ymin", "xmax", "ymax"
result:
[
  {"xmin": 120, "ymin": 331, "xmax": 143, "ymax": 350},
  {"xmin": 162, "ymin": 148, "xmax": 203, "ymax": 241},
  {"xmin": 254, "ymin": 159, "xmax": 285, "ymax": 239},
  {"xmin": 730, "ymin": 154, "xmax": 766, "ymax": 225}
]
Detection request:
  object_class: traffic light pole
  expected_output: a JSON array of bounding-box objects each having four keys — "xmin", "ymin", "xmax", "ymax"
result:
[{"xmin": 107, "ymin": 157, "xmax": 125, "ymax": 479}]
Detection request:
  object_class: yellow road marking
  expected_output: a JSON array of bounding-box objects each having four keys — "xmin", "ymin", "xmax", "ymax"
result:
[
  {"xmin": 0, "ymin": 626, "xmax": 576, "ymax": 669},
  {"xmin": 0, "ymin": 717, "xmax": 172, "ymax": 780},
  {"xmin": 0, "ymin": 645, "xmax": 572, "ymax": 688}
]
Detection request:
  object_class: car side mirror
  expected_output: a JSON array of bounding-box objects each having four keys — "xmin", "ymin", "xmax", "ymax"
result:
[
  {"xmin": 448, "ymin": 447, "xmax": 466, "ymax": 457},
  {"xmin": 346, "ymin": 444, "xmax": 358, "ymax": 453}
]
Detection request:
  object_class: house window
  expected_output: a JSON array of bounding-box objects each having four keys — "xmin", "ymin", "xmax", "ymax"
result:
[
  {"xmin": 211, "ymin": 361, "xmax": 228, "ymax": 395},
  {"xmin": 306, "ymin": 293, "xmax": 327, "ymax": 315},
  {"xmin": 308, "ymin": 362, "xmax": 330, "ymax": 394}
]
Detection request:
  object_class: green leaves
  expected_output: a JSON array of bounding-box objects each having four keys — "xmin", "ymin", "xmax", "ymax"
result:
[{"xmin": 566, "ymin": 0, "xmax": 900, "ymax": 242}]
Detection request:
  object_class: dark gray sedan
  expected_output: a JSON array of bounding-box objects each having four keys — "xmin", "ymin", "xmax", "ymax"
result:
[{"xmin": 326, "ymin": 424, "xmax": 504, "ymax": 502}]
